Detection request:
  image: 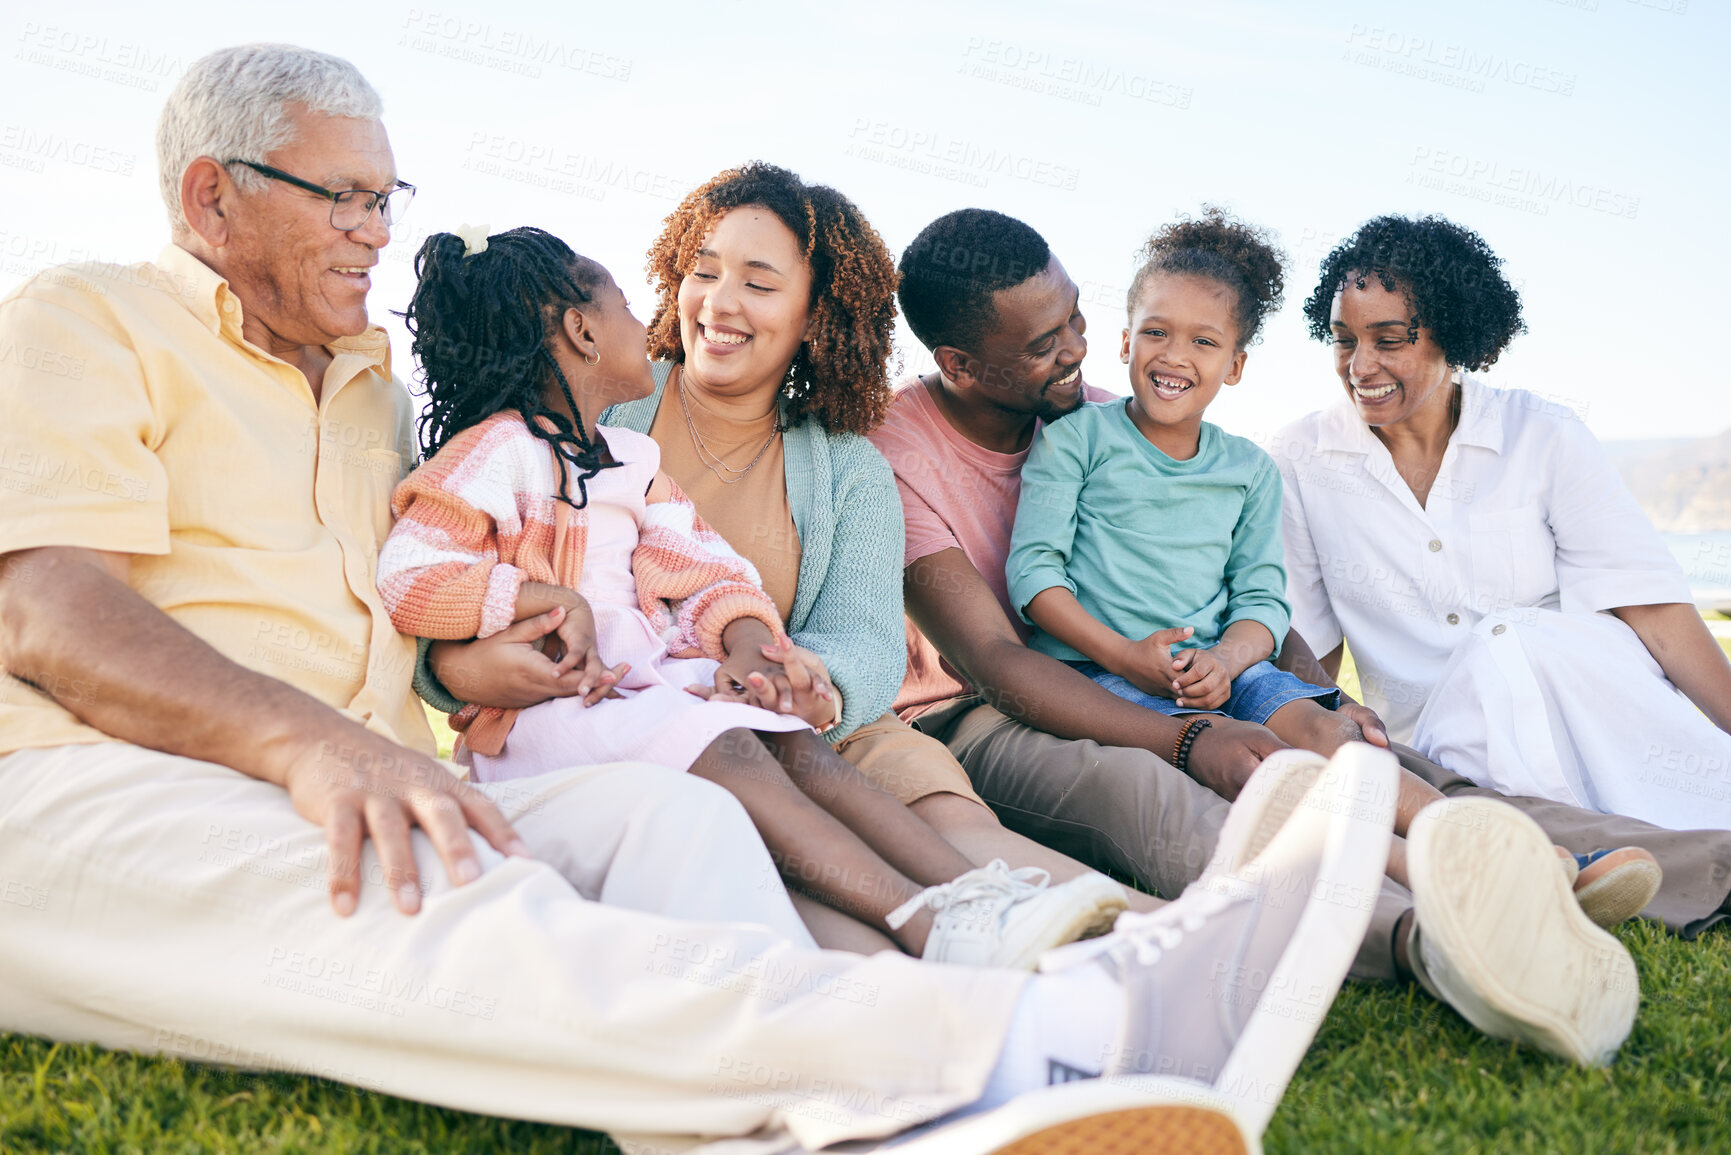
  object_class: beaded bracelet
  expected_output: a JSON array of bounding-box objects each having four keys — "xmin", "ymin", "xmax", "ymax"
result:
[{"xmin": 1172, "ymin": 717, "xmax": 1213, "ymax": 773}]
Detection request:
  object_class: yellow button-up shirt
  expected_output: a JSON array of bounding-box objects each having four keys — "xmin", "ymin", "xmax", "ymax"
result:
[{"xmin": 0, "ymin": 243, "xmax": 434, "ymax": 757}]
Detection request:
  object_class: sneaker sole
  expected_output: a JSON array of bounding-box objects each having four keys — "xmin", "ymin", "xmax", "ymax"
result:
[
  {"xmin": 1408, "ymin": 799, "xmax": 1639, "ymax": 1066},
  {"xmin": 1212, "ymin": 742, "xmax": 1398, "ymax": 1134},
  {"xmin": 1574, "ymin": 851, "xmax": 1662, "ymax": 930},
  {"xmin": 882, "ymin": 1077, "xmax": 1257, "ymax": 1155},
  {"xmin": 1201, "ymin": 749, "xmax": 1330, "ymax": 883},
  {"xmin": 982, "ymin": 1103, "xmax": 1251, "ymax": 1154}
]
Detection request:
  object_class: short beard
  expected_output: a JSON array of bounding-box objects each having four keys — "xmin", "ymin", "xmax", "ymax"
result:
[{"xmin": 1031, "ymin": 382, "xmax": 1085, "ymax": 423}]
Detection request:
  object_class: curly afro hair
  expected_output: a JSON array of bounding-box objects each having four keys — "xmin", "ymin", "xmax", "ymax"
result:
[
  {"xmin": 897, "ymin": 208, "xmax": 1052, "ymax": 356},
  {"xmin": 1303, "ymin": 215, "xmax": 1526, "ymax": 371},
  {"xmin": 643, "ymin": 162, "xmax": 898, "ymax": 437},
  {"xmin": 1127, "ymin": 206, "xmax": 1286, "ymax": 349}
]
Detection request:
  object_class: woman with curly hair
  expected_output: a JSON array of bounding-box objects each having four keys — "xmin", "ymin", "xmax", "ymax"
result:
[
  {"xmin": 420, "ymin": 163, "xmax": 1157, "ymax": 950},
  {"xmin": 380, "ymin": 225, "xmax": 1135, "ymax": 965},
  {"xmin": 1273, "ymin": 214, "xmax": 1731, "ymax": 831}
]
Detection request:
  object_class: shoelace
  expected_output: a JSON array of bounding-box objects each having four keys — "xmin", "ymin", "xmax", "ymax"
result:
[
  {"xmin": 884, "ymin": 859, "xmax": 1052, "ymax": 930},
  {"xmin": 1041, "ymin": 876, "xmax": 1257, "ymax": 971}
]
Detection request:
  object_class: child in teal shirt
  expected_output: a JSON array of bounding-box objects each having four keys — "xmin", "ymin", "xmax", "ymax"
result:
[
  {"xmin": 1008, "ymin": 209, "xmax": 1337, "ymax": 731},
  {"xmin": 1007, "ymin": 209, "xmax": 1449, "ymax": 889}
]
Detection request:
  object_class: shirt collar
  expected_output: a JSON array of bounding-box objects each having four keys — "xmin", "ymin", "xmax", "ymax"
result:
[
  {"xmin": 1310, "ymin": 373, "xmax": 1503, "ymax": 456},
  {"xmin": 154, "ymin": 242, "xmax": 389, "ymax": 372},
  {"xmin": 1314, "ymin": 396, "xmax": 1379, "ymax": 454},
  {"xmin": 1451, "ymin": 374, "xmax": 1504, "ymax": 454},
  {"xmin": 155, "ymin": 242, "xmax": 230, "ymax": 334}
]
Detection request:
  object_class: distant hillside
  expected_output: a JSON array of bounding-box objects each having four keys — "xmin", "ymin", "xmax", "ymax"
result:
[{"xmin": 1605, "ymin": 429, "xmax": 1731, "ymax": 533}]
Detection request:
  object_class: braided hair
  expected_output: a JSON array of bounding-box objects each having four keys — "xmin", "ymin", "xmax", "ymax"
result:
[{"xmin": 403, "ymin": 226, "xmax": 619, "ymax": 507}]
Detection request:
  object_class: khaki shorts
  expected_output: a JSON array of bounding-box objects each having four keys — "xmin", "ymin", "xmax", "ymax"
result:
[{"xmin": 835, "ymin": 711, "xmax": 988, "ymax": 809}]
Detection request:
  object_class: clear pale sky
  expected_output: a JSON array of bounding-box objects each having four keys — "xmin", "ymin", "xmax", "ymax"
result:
[{"xmin": 2, "ymin": 0, "xmax": 1724, "ymax": 441}]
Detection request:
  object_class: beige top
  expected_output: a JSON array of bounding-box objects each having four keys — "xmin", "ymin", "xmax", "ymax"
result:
[
  {"xmin": 648, "ymin": 370, "xmax": 803, "ymax": 622},
  {"xmin": 0, "ymin": 244, "xmax": 432, "ymax": 757}
]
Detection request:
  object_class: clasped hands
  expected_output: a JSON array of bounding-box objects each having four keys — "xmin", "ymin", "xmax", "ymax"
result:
[
  {"xmin": 693, "ymin": 618, "xmax": 839, "ymax": 731},
  {"xmin": 427, "ymin": 597, "xmax": 836, "ymax": 731},
  {"xmin": 1115, "ymin": 626, "xmax": 1235, "ymax": 710}
]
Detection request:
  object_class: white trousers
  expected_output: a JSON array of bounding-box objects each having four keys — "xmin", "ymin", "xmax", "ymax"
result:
[
  {"xmin": 0, "ymin": 743, "xmax": 1025, "ymax": 1151},
  {"xmin": 1414, "ymin": 608, "xmax": 1731, "ymax": 831}
]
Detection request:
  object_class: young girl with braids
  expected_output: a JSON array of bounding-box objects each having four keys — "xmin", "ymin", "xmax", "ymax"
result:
[
  {"xmin": 377, "ymin": 226, "xmax": 1127, "ymax": 967},
  {"xmin": 1006, "ymin": 209, "xmax": 1449, "ymax": 890}
]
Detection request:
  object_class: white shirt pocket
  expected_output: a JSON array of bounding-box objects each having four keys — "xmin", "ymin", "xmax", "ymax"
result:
[{"xmin": 1468, "ymin": 505, "xmax": 1559, "ymax": 614}]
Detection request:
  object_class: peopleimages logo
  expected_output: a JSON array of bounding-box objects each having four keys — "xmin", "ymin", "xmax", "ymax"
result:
[
  {"xmin": 263, "ymin": 947, "xmax": 498, "ymax": 1020},
  {"xmin": 1343, "ymin": 25, "xmax": 1577, "ymax": 96},
  {"xmin": 0, "ymin": 125, "xmax": 136, "ymax": 176},
  {"xmin": 12, "ymin": 23, "xmax": 183, "ymax": 92},
  {"xmin": 1407, "ymin": 147, "xmax": 1640, "ymax": 221},
  {"xmin": 845, "ymin": 120, "xmax": 1081, "ymax": 192},
  {"xmin": 957, "ymin": 38, "xmax": 1193, "ymax": 110},
  {"xmin": 398, "ymin": 9, "xmax": 632, "ymax": 81},
  {"xmin": 461, "ymin": 131, "xmax": 692, "ymax": 203}
]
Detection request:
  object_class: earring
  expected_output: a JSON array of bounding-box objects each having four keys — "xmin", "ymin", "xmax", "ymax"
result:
[{"xmin": 585, "ymin": 351, "xmax": 600, "ymax": 366}]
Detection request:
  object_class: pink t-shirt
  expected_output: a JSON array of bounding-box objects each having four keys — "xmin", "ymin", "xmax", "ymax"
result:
[{"xmin": 867, "ymin": 376, "xmax": 1116, "ymax": 718}]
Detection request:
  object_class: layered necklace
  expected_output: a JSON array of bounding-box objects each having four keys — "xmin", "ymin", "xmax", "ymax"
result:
[{"xmin": 676, "ymin": 368, "xmax": 783, "ymax": 485}]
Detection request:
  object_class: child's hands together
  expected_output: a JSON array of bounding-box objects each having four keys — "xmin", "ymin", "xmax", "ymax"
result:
[
  {"xmin": 1171, "ymin": 645, "xmax": 1232, "ymax": 710},
  {"xmin": 1116, "ymin": 626, "xmax": 1195, "ymax": 699},
  {"xmin": 544, "ymin": 596, "xmax": 629, "ymax": 706},
  {"xmin": 1117, "ymin": 628, "xmax": 1234, "ymax": 708}
]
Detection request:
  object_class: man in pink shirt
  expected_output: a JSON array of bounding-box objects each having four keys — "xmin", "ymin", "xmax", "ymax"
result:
[{"xmin": 868, "ymin": 207, "xmax": 1731, "ymax": 1014}]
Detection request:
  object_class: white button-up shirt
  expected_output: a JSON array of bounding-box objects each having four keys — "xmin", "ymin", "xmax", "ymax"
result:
[{"xmin": 1270, "ymin": 376, "xmax": 1692, "ymax": 741}]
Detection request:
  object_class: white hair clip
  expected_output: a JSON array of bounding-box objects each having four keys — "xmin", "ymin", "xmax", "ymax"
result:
[{"xmin": 454, "ymin": 223, "xmax": 490, "ymax": 257}]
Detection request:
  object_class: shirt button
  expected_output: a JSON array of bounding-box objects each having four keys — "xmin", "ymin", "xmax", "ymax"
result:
[
  {"xmin": 1492, "ymin": 624, "xmax": 1507, "ymax": 635},
  {"xmin": 1428, "ymin": 539, "xmax": 1443, "ymax": 552},
  {"xmin": 1446, "ymin": 612, "xmax": 1460, "ymax": 625}
]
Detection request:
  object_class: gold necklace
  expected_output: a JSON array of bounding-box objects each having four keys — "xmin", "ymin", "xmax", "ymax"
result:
[{"xmin": 677, "ymin": 372, "xmax": 782, "ymax": 485}]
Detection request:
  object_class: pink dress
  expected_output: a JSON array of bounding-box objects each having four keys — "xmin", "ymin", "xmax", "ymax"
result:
[{"xmin": 469, "ymin": 427, "xmax": 808, "ymax": 782}]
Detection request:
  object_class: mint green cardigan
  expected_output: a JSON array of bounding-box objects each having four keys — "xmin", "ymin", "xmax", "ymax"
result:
[{"xmin": 413, "ymin": 363, "xmax": 907, "ymax": 743}]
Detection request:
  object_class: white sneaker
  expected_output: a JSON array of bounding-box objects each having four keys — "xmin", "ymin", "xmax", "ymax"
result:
[
  {"xmin": 1198, "ymin": 747, "xmax": 1332, "ymax": 884},
  {"xmin": 866, "ymin": 1076, "xmax": 1259, "ymax": 1155},
  {"xmin": 1038, "ymin": 742, "xmax": 1398, "ymax": 1136},
  {"xmin": 886, "ymin": 860, "xmax": 1128, "ymax": 971},
  {"xmin": 1406, "ymin": 797, "xmax": 1640, "ymax": 1067}
]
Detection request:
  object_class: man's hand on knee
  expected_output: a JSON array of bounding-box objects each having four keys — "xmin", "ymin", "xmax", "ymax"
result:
[
  {"xmin": 282, "ymin": 730, "xmax": 529, "ymax": 916},
  {"xmin": 1186, "ymin": 719, "xmax": 1287, "ymax": 801},
  {"xmin": 1336, "ymin": 701, "xmax": 1391, "ymax": 748}
]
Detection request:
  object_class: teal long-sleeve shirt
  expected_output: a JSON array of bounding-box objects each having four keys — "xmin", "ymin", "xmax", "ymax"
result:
[{"xmin": 1006, "ymin": 398, "xmax": 1291, "ymax": 663}]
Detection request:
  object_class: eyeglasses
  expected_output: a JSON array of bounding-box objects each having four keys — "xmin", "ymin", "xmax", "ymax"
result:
[{"xmin": 226, "ymin": 159, "xmax": 416, "ymax": 231}]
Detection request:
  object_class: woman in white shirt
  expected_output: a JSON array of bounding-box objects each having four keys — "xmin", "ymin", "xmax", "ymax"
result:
[{"xmin": 1274, "ymin": 215, "xmax": 1731, "ymax": 831}]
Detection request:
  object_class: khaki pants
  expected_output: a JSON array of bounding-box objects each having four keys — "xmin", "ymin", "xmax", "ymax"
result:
[
  {"xmin": 836, "ymin": 711, "xmax": 987, "ymax": 808},
  {"xmin": 913, "ymin": 696, "xmax": 1731, "ymax": 982},
  {"xmin": 0, "ymin": 742, "xmax": 1025, "ymax": 1150}
]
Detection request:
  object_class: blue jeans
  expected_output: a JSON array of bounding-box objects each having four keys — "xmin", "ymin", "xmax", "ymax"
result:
[{"xmin": 1068, "ymin": 659, "xmax": 1340, "ymax": 726}]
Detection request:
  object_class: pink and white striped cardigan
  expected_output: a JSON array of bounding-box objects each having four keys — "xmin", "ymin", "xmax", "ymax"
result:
[{"xmin": 377, "ymin": 410, "xmax": 785, "ymax": 755}]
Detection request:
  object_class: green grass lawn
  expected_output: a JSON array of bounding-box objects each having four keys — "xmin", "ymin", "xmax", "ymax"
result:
[
  {"xmin": 6, "ymin": 919, "xmax": 1728, "ymax": 1153},
  {"xmin": 7, "ymin": 630, "xmax": 1731, "ymax": 1153}
]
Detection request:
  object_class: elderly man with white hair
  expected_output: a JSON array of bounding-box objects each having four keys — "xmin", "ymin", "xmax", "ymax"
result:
[{"xmin": 0, "ymin": 42, "xmax": 1425, "ymax": 1155}]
